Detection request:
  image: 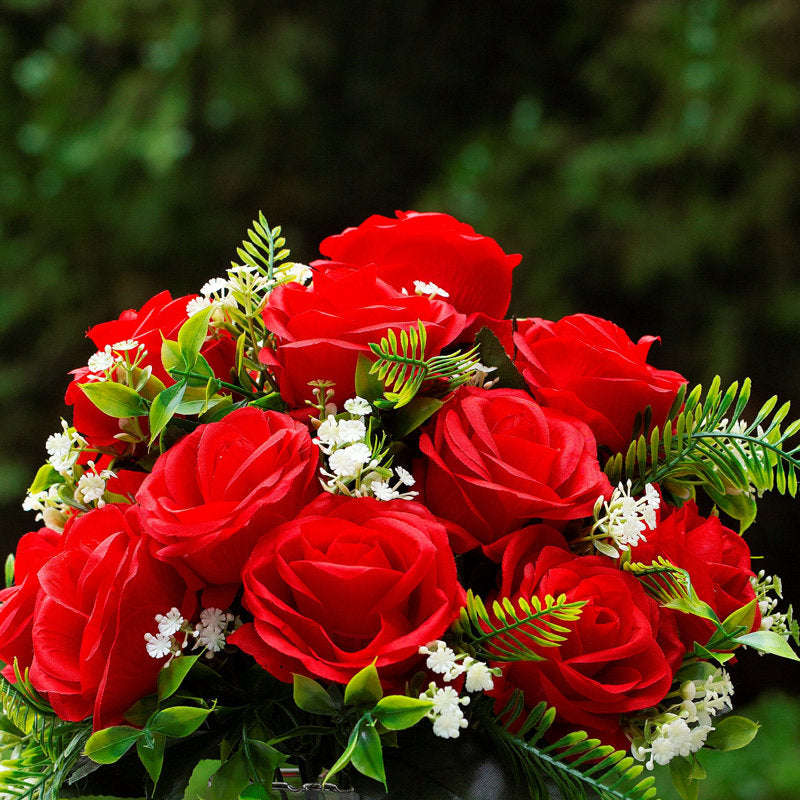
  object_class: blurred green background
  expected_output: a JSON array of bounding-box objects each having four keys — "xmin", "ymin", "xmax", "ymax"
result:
[{"xmin": 1, "ymin": 2, "xmax": 799, "ymax": 796}]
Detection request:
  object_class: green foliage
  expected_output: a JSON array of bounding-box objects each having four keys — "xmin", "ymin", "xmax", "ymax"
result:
[
  {"xmin": 478, "ymin": 695, "xmax": 657, "ymax": 800},
  {"xmin": 0, "ymin": 670, "xmax": 90, "ymax": 800},
  {"xmin": 235, "ymin": 213, "xmax": 291, "ymax": 289},
  {"xmin": 452, "ymin": 589, "xmax": 585, "ymax": 663},
  {"xmin": 604, "ymin": 378, "xmax": 800, "ymax": 528},
  {"xmin": 368, "ymin": 322, "xmax": 480, "ymax": 409}
]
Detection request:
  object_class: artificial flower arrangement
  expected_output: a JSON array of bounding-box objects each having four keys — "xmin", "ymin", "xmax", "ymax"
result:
[{"xmin": 0, "ymin": 210, "xmax": 798, "ymax": 800}]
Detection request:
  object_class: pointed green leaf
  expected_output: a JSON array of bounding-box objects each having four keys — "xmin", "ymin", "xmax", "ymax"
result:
[
  {"xmin": 210, "ymin": 752, "xmax": 250, "ymax": 800},
  {"xmin": 475, "ymin": 326, "xmax": 529, "ymax": 391},
  {"xmin": 147, "ymin": 704, "xmax": 213, "ymax": 737},
  {"xmin": 734, "ymin": 630, "xmax": 800, "ymax": 660},
  {"xmin": 350, "ymin": 723, "xmax": 386, "ymax": 787},
  {"xmin": 178, "ymin": 305, "xmax": 215, "ymax": 367},
  {"xmin": 292, "ymin": 674, "xmax": 339, "ymax": 716},
  {"xmin": 137, "ymin": 731, "xmax": 165, "ymax": 785},
  {"xmin": 669, "ymin": 756, "xmax": 700, "ymax": 800},
  {"xmin": 323, "ymin": 720, "xmax": 362, "ymax": 789},
  {"xmin": 344, "ymin": 662, "xmax": 383, "ymax": 708},
  {"xmin": 157, "ymin": 654, "xmax": 200, "ymax": 701},
  {"xmin": 355, "ymin": 353, "xmax": 385, "ymax": 403},
  {"xmin": 391, "ymin": 396, "xmax": 443, "ymax": 438},
  {"xmin": 28, "ymin": 463, "xmax": 64, "ymax": 494},
  {"xmin": 162, "ymin": 339, "xmax": 183, "ymax": 373},
  {"xmin": 373, "ymin": 695, "xmax": 432, "ymax": 730},
  {"xmin": 704, "ymin": 715, "xmax": 760, "ymax": 751},
  {"xmin": 80, "ymin": 381, "xmax": 149, "ymax": 418},
  {"xmin": 721, "ymin": 600, "xmax": 756, "ymax": 636},
  {"xmin": 84, "ymin": 725, "xmax": 142, "ymax": 764},
  {"xmin": 5, "ymin": 554, "xmax": 14, "ymax": 588},
  {"xmin": 148, "ymin": 381, "xmax": 187, "ymax": 444},
  {"xmin": 183, "ymin": 759, "xmax": 220, "ymax": 800}
]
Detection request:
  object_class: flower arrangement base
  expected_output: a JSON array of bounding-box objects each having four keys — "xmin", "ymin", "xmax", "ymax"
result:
[{"xmin": 345, "ymin": 728, "xmax": 583, "ymax": 800}]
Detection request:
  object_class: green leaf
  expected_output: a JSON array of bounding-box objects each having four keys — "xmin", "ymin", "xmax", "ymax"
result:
[
  {"xmin": 663, "ymin": 596, "xmax": 719, "ymax": 623},
  {"xmin": 721, "ymin": 600, "xmax": 757, "ymax": 636},
  {"xmin": 157, "ymin": 655, "xmax": 200, "ymax": 701},
  {"xmin": 147, "ymin": 705, "xmax": 213, "ymax": 737},
  {"xmin": 5, "ymin": 553, "xmax": 14, "ymax": 588},
  {"xmin": 734, "ymin": 630, "xmax": 800, "ymax": 660},
  {"xmin": 323, "ymin": 720, "xmax": 362, "ymax": 789},
  {"xmin": 238, "ymin": 785, "xmax": 271, "ymax": 800},
  {"xmin": 475, "ymin": 325, "xmax": 529, "ymax": 391},
  {"xmin": 704, "ymin": 715, "xmax": 760, "ymax": 751},
  {"xmin": 148, "ymin": 381, "xmax": 187, "ymax": 444},
  {"xmin": 373, "ymin": 695, "xmax": 432, "ymax": 730},
  {"xmin": 182, "ymin": 759, "xmax": 221, "ymax": 800},
  {"xmin": 178, "ymin": 305, "xmax": 215, "ymax": 367},
  {"xmin": 79, "ymin": 381, "xmax": 149, "ymax": 417},
  {"xmin": 350, "ymin": 723, "xmax": 386, "ymax": 786},
  {"xmin": 391, "ymin": 396, "xmax": 443, "ymax": 438},
  {"xmin": 344, "ymin": 662, "xmax": 383, "ymax": 708},
  {"xmin": 162, "ymin": 339, "xmax": 183, "ymax": 373},
  {"xmin": 28, "ymin": 463, "xmax": 64, "ymax": 493},
  {"xmin": 669, "ymin": 756, "xmax": 701, "ymax": 800},
  {"xmin": 354, "ymin": 353, "xmax": 384, "ymax": 403},
  {"xmin": 292, "ymin": 674, "xmax": 339, "ymax": 716},
  {"xmin": 84, "ymin": 725, "xmax": 142, "ymax": 764},
  {"xmin": 137, "ymin": 731, "xmax": 165, "ymax": 785},
  {"xmin": 210, "ymin": 752, "xmax": 250, "ymax": 800}
]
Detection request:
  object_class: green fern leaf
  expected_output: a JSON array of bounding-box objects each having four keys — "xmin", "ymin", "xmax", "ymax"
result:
[
  {"xmin": 452, "ymin": 590, "xmax": 585, "ymax": 662},
  {"xmin": 604, "ymin": 377, "xmax": 800, "ymax": 528},
  {"xmin": 476, "ymin": 697, "xmax": 659, "ymax": 800}
]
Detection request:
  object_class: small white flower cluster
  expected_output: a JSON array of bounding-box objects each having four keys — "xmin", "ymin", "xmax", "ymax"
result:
[
  {"xmin": 751, "ymin": 570, "xmax": 797, "ymax": 644},
  {"xmin": 413, "ymin": 280, "xmax": 450, "ymax": 299},
  {"xmin": 22, "ymin": 484, "xmax": 69, "ymax": 532},
  {"xmin": 44, "ymin": 419, "xmax": 88, "ymax": 476},
  {"xmin": 590, "ymin": 481, "xmax": 660, "ymax": 557},
  {"xmin": 85, "ymin": 340, "xmax": 149, "ymax": 382},
  {"xmin": 74, "ymin": 460, "xmax": 116, "ymax": 508},
  {"xmin": 144, "ymin": 606, "xmax": 238, "ymax": 664},
  {"xmin": 190, "ymin": 261, "xmax": 313, "ymax": 320},
  {"xmin": 312, "ymin": 397, "xmax": 417, "ymax": 501},
  {"xmin": 631, "ymin": 667, "xmax": 734, "ymax": 769},
  {"xmin": 417, "ymin": 640, "xmax": 501, "ymax": 739}
]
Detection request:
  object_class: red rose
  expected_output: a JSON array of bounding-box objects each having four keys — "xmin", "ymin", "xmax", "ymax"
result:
[
  {"xmin": 513, "ymin": 314, "xmax": 687, "ymax": 454},
  {"xmin": 137, "ymin": 407, "xmax": 320, "ymax": 587},
  {"xmin": 65, "ymin": 291, "xmax": 235, "ymax": 451},
  {"xmin": 314, "ymin": 210, "xmax": 521, "ymax": 319},
  {"xmin": 630, "ymin": 501, "xmax": 759, "ymax": 648},
  {"xmin": 492, "ymin": 546, "xmax": 684, "ymax": 747},
  {"xmin": 24, "ymin": 505, "xmax": 193, "ymax": 730},
  {"xmin": 229, "ymin": 494, "xmax": 465, "ymax": 684},
  {"xmin": 0, "ymin": 527, "xmax": 62, "ymax": 679},
  {"xmin": 418, "ymin": 386, "xmax": 612, "ymax": 557},
  {"xmin": 261, "ymin": 264, "xmax": 467, "ymax": 408}
]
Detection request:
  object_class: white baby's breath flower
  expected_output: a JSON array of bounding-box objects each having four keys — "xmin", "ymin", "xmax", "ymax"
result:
[
  {"xmin": 431, "ymin": 708, "xmax": 468, "ymax": 739},
  {"xmin": 111, "ymin": 339, "xmax": 142, "ymax": 352},
  {"xmin": 156, "ymin": 607, "xmax": 186, "ymax": 637},
  {"xmin": 199, "ymin": 607, "xmax": 232, "ymax": 633},
  {"xmin": 336, "ymin": 419, "xmax": 367, "ymax": 444},
  {"xmin": 144, "ymin": 632, "xmax": 174, "ymax": 659},
  {"xmin": 201, "ymin": 277, "xmax": 229, "ymax": 296},
  {"xmin": 394, "ymin": 466, "xmax": 415, "ymax": 486},
  {"xmin": 77, "ymin": 472, "xmax": 107, "ymax": 504},
  {"xmin": 371, "ymin": 480, "xmax": 400, "ymax": 501},
  {"xmin": 328, "ymin": 443, "xmax": 372, "ymax": 477},
  {"xmin": 87, "ymin": 347, "xmax": 115, "ymax": 373},
  {"xmin": 465, "ymin": 660, "xmax": 495, "ymax": 692},
  {"xmin": 186, "ymin": 296, "xmax": 213, "ymax": 317},
  {"xmin": 413, "ymin": 280, "xmax": 449, "ymax": 298},
  {"xmin": 344, "ymin": 397, "xmax": 372, "ymax": 416}
]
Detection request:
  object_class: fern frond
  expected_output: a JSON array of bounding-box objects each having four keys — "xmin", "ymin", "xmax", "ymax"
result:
[
  {"xmin": 234, "ymin": 211, "xmax": 290, "ymax": 283},
  {"xmin": 0, "ymin": 671, "xmax": 90, "ymax": 800},
  {"xmin": 452, "ymin": 590, "xmax": 585, "ymax": 662},
  {"xmin": 604, "ymin": 377, "xmax": 800, "ymax": 525},
  {"xmin": 368, "ymin": 322, "xmax": 481, "ymax": 408},
  {"xmin": 476, "ymin": 697, "xmax": 658, "ymax": 800}
]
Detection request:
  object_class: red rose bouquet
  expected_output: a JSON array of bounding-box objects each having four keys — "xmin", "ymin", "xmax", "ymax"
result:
[{"xmin": 0, "ymin": 210, "xmax": 797, "ymax": 800}]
